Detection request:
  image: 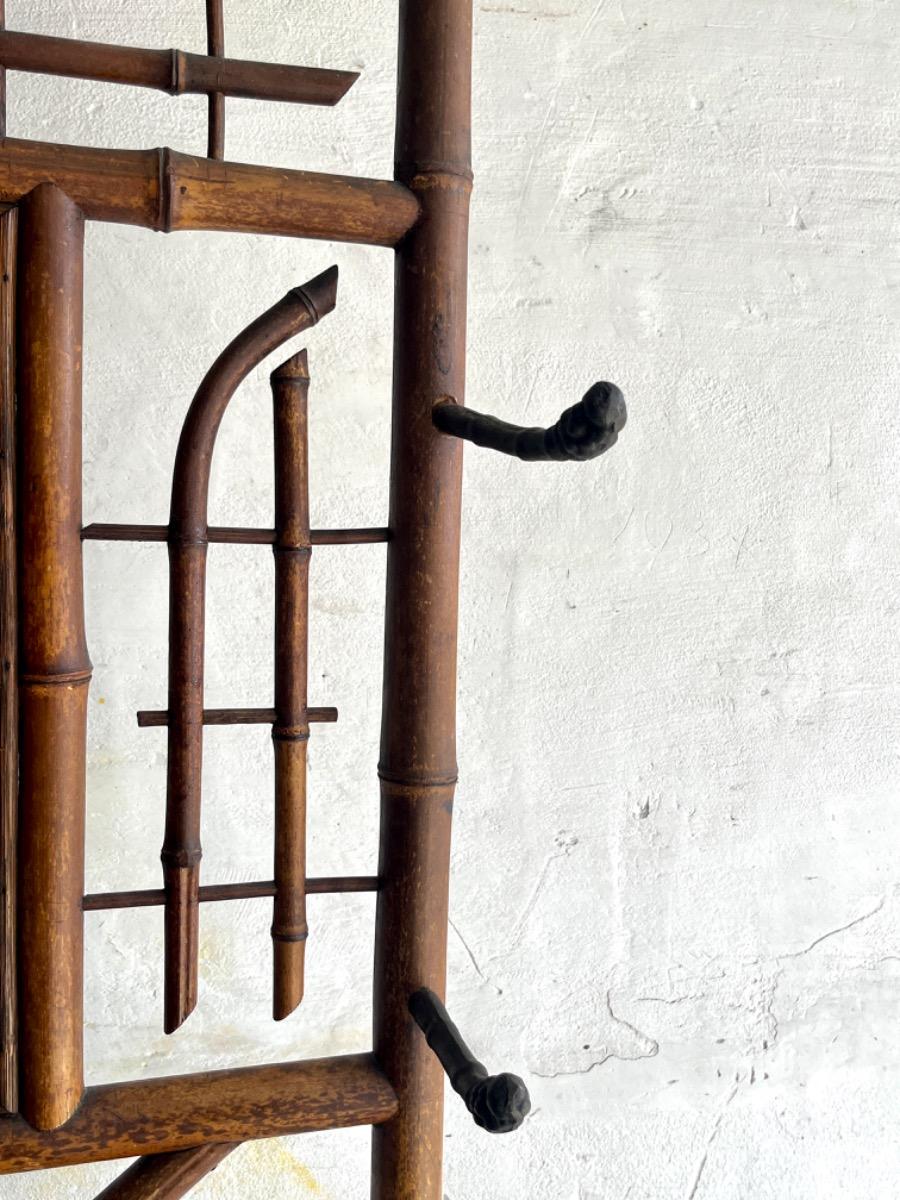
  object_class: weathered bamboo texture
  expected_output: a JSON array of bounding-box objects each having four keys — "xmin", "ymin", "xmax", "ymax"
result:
[
  {"xmin": 15, "ymin": 183, "xmax": 88, "ymax": 1130},
  {"xmin": 0, "ymin": 139, "xmax": 419, "ymax": 247},
  {"xmin": 271, "ymin": 351, "xmax": 312, "ymax": 1020},
  {"xmin": 205, "ymin": 0, "xmax": 226, "ymax": 160},
  {"xmin": 372, "ymin": 0, "xmax": 473, "ymax": 1195},
  {"xmin": 0, "ymin": 203, "xmax": 16, "ymax": 1116},
  {"xmin": 163, "ymin": 268, "xmax": 338, "ymax": 1034},
  {"xmin": 0, "ymin": 1053, "xmax": 397, "ymax": 1173},
  {"xmin": 94, "ymin": 1142, "xmax": 237, "ymax": 1200},
  {"xmin": 0, "ymin": 31, "xmax": 358, "ymax": 108}
]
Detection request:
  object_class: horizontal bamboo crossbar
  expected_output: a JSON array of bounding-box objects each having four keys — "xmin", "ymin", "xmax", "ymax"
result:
[
  {"xmin": 83, "ymin": 876, "xmax": 380, "ymax": 911},
  {"xmin": 0, "ymin": 31, "xmax": 358, "ymax": 107},
  {"xmin": 136, "ymin": 706, "xmax": 337, "ymax": 727},
  {"xmin": 82, "ymin": 523, "xmax": 391, "ymax": 545},
  {"xmin": 0, "ymin": 1053, "xmax": 397, "ymax": 1173},
  {"xmin": 0, "ymin": 138, "xmax": 420, "ymax": 246}
]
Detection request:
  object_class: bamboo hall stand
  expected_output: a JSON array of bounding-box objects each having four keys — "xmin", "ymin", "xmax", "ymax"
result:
[{"xmin": 0, "ymin": 3, "xmax": 626, "ymax": 1196}]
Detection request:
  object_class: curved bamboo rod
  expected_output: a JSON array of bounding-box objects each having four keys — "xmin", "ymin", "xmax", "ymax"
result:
[{"xmin": 163, "ymin": 266, "xmax": 338, "ymax": 1034}]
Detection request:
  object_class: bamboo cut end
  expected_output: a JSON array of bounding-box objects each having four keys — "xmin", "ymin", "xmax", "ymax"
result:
[
  {"xmin": 271, "ymin": 347, "xmax": 309, "ymax": 382},
  {"xmin": 163, "ymin": 864, "xmax": 200, "ymax": 1034},
  {"xmin": 329, "ymin": 71, "xmax": 362, "ymax": 105},
  {"xmin": 273, "ymin": 937, "xmax": 306, "ymax": 1021},
  {"xmin": 19, "ymin": 1079, "xmax": 84, "ymax": 1133},
  {"xmin": 291, "ymin": 264, "xmax": 338, "ymax": 324}
]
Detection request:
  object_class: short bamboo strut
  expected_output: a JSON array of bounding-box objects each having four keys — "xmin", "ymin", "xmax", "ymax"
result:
[
  {"xmin": 0, "ymin": 139, "xmax": 419, "ymax": 247},
  {"xmin": 270, "ymin": 350, "xmax": 313, "ymax": 1020},
  {"xmin": 162, "ymin": 266, "xmax": 338, "ymax": 1035},
  {"xmin": 0, "ymin": 30, "xmax": 358, "ymax": 108}
]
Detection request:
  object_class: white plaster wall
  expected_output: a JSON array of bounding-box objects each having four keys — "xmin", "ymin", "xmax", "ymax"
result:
[{"xmin": 5, "ymin": 1, "xmax": 900, "ymax": 1196}]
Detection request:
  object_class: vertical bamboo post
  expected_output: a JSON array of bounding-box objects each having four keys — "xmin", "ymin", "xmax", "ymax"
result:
[
  {"xmin": 0, "ymin": 206, "xmax": 16, "ymax": 1116},
  {"xmin": 15, "ymin": 182, "xmax": 88, "ymax": 1130},
  {"xmin": 372, "ymin": 0, "xmax": 472, "ymax": 1195},
  {"xmin": 270, "ymin": 350, "xmax": 311, "ymax": 1020}
]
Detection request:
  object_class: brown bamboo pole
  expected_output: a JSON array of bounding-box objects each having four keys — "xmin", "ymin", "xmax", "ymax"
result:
[
  {"xmin": 15, "ymin": 183, "xmax": 88, "ymax": 1131},
  {"xmin": 0, "ymin": 1053, "xmax": 397, "ymax": 1174},
  {"xmin": 372, "ymin": 0, "xmax": 472, "ymax": 1194},
  {"xmin": 270, "ymin": 350, "xmax": 312, "ymax": 1020},
  {"xmin": 205, "ymin": 0, "xmax": 225, "ymax": 160},
  {"xmin": 163, "ymin": 268, "xmax": 337, "ymax": 1034},
  {"xmin": 0, "ymin": 202, "xmax": 15, "ymax": 1116},
  {"xmin": 0, "ymin": 31, "xmax": 358, "ymax": 109},
  {"xmin": 94, "ymin": 1143, "xmax": 237, "ymax": 1200},
  {"xmin": 0, "ymin": 138, "xmax": 420, "ymax": 247}
]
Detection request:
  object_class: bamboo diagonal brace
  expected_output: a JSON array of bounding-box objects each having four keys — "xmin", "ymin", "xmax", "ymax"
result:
[
  {"xmin": 270, "ymin": 349, "xmax": 313, "ymax": 1020},
  {"xmin": 432, "ymin": 381, "xmax": 627, "ymax": 462},
  {"xmin": 163, "ymin": 267, "xmax": 338, "ymax": 1035}
]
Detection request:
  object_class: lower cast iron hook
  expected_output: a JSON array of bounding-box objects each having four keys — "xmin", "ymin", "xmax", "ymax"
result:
[
  {"xmin": 408, "ymin": 988, "xmax": 531, "ymax": 1134},
  {"xmin": 432, "ymin": 380, "xmax": 626, "ymax": 462}
]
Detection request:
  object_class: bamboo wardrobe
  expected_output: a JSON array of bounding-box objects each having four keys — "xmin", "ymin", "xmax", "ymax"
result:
[{"xmin": 0, "ymin": 3, "xmax": 626, "ymax": 1196}]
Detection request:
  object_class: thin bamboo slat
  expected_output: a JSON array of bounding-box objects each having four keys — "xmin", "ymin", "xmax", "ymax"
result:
[
  {"xmin": 15, "ymin": 183, "xmax": 88, "ymax": 1131},
  {"xmin": 83, "ymin": 876, "xmax": 379, "ymax": 912},
  {"xmin": 136, "ymin": 706, "xmax": 337, "ymax": 728},
  {"xmin": 0, "ymin": 139, "xmax": 420, "ymax": 247},
  {"xmin": 82, "ymin": 523, "xmax": 390, "ymax": 544}
]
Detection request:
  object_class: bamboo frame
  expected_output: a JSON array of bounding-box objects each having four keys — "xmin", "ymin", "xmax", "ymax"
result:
[
  {"xmin": 163, "ymin": 268, "xmax": 337, "ymax": 1034},
  {"xmin": 0, "ymin": 0, "xmax": 539, "ymax": 1192}
]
